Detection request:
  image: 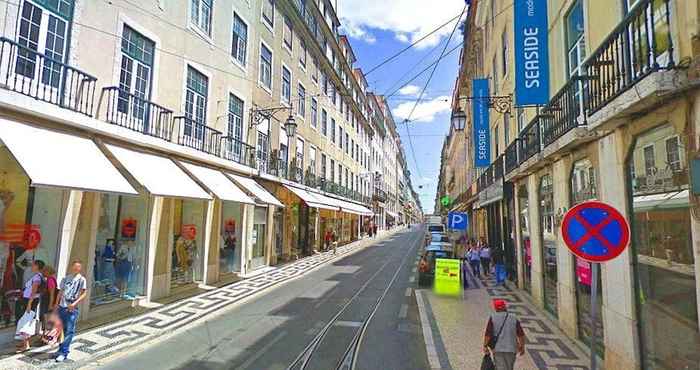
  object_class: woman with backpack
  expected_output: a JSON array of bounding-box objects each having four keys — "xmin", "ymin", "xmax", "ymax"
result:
[{"xmin": 15, "ymin": 259, "xmax": 45, "ymax": 352}]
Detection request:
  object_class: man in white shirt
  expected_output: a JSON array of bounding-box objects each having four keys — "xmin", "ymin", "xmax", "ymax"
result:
[{"xmin": 54, "ymin": 260, "xmax": 87, "ymax": 362}]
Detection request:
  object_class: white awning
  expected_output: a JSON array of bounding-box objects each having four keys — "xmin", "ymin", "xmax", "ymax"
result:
[
  {"xmin": 325, "ymin": 196, "xmax": 373, "ymax": 216},
  {"xmin": 0, "ymin": 119, "xmax": 137, "ymax": 194},
  {"xmin": 633, "ymin": 190, "xmax": 689, "ymax": 212},
  {"xmin": 385, "ymin": 210, "xmax": 399, "ymax": 219},
  {"xmin": 226, "ymin": 174, "xmax": 284, "ymax": 207},
  {"xmin": 106, "ymin": 145, "xmax": 211, "ymax": 200},
  {"xmin": 179, "ymin": 162, "xmax": 254, "ymax": 204},
  {"xmin": 283, "ymin": 184, "xmax": 340, "ymax": 211}
]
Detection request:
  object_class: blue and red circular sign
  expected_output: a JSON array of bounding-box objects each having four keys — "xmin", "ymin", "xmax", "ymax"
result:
[{"xmin": 561, "ymin": 201, "xmax": 630, "ymax": 262}]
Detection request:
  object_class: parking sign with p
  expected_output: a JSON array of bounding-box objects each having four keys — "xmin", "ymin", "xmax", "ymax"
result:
[{"xmin": 447, "ymin": 212, "xmax": 468, "ymax": 230}]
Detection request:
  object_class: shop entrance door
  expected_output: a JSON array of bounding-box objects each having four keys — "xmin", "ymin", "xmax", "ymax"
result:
[
  {"xmin": 250, "ymin": 206, "xmax": 267, "ymax": 270},
  {"xmin": 298, "ymin": 205, "xmax": 310, "ymax": 256}
]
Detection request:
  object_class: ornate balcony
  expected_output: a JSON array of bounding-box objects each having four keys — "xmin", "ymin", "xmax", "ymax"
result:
[
  {"xmin": 505, "ymin": 140, "xmax": 519, "ymax": 174},
  {"xmin": 540, "ymin": 77, "xmax": 587, "ymax": 147},
  {"xmin": 100, "ymin": 86, "xmax": 174, "ymax": 141},
  {"xmin": 173, "ymin": 116, "xmax": 223, "ymax": 155},
  {"xmin": 220, "ymin": 135, "xmax": 256, "ymax": 168},
  {"xmin": 519, "ymin": 117, "xmax": 541, "ymax": 164}
]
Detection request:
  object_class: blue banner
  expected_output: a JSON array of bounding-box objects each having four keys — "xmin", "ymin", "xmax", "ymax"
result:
[
  {"xmin": 514, "ymin": 0, "xmax": 549, "ymax": 106},
  {"xmin": 473, "ymin": 78, "xmax": 490, "ymax": 168}
]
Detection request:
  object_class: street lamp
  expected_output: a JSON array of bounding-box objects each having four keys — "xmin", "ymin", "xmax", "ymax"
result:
[
  {"xmin": 284, "ymin": 113, "xmax": 297, "ymax": 138},
  {"xmin": 451, "ymin": 108, "xmax": 466, "ymax": 131}
]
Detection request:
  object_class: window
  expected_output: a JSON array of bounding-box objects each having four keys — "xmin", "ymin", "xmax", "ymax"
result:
[
  {"xmin": 295, "ymin": 138, "xmax": 304, "ymax": 168},
  {"xmin": 257, "ymin": 132, "xmax": 269, "ymax": 172},
  {"xmin": 312, "ymin": 57, "xmax": 319, "ymax": 83},
  {"xmin": 345, "ymin": 133, "xmax": 349, "ymax": 154},
  {"xmin": 331, "ymin": 118, "xmax": 336, "ymax": 143},
  {"xmin": 259, "ymin": 43, "xmax": 272, "ymax": 90},
  {"xmin": 184, "ymin": 66, "xmax": 208, "ymax": 139},
  {"xmin": 262, "ymin": 0, "xmax": 274, "ymax": 28},
  {"xmin": 283, "ymin": 16, "xmax": 292, "ymax": 50},
  {"xmin": 190, "ymin": 0, "xmax": 212, "ymax": 36},
  {"xmin": 339, "ymin": 164, "xmax": 343, "ymax": 185},
  {"xmin": 345, "ymin": 168, "xmax": 349, "ymax": 188},
  {"xmin": 501, "ymin": 29, "xmax": 508, "ymax": 77},
  {"xmin": 118, "ymin": 25, "xmax": 155, "ymax": 121},
  {"xmin": 299, "ymin": 38, "xmax": 307, "ymax": 69},
  {"xmin": 494, "ymin": 126, "xmax": 499, "ymax": 155},
  {"xmin": 231, "ymin": 13, "xmax": 248, "ymax": 66},
  {"xmin": 339, "ymin": 127, "xmax": 344, "ymax": 149},
  {"xmin": 330, "ymin": 159, "xmax": 335, "ymax": 182},
  {"xmin": 504, "ymin": 114, "xmax": 510, "ymax": 144},
  {"xmin": 226, "ymin": 94, "xmax": 244, "ymax": 160},
  {"xmin": 311, "ymin": 98, "xmax": 318, "ymax": 128},
  {"xmin": 565, "ymin": 0, "xmax": 586, "ymax": 116},
  {"xmin": 16, "ymin": 0, "xmax": 71, "ymax": 88},
  {"xmin": 321, "ymin": 109, "xmax": 328, "ymax": 136},
  {"xmin": 297, "ymin": 84, "xmax": 306, "ymax": 117},
  {"xmin": 643, "ymin": 145, "xmax": 656, "ymax": 176},
  {"xmin": 321, "ymin": 154, "xmax": 327, "ymax": 178},
  {"xmin": 281, "ymin": 66, "xmax": 291, "ymax": 103},
  {"xmin": 665, "ymin": 136, "xmax": 681, "ymax": 172},
  {"xmin": 517, "ymin": 107, "xmax": 525, "ymax": 133},
  {"xmin": 309, "ymin": 146, "xmax": 316, "ymax": 173}
]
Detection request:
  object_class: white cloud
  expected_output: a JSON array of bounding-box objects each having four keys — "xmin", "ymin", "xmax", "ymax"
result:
[
  {"xmin": 398, "ymin": 85, "xmax": 420, "ymax": 96},
  {"xmin": 392, "ymin": 96, "xmax": 451, "ymax": 123},
  {"xmin": 338, "ymin": 0, "xmax": 465, "ymax": 49}
]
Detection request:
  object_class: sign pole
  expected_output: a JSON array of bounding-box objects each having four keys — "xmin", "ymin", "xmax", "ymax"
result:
[{"xmin": 589, "ymin": 262, "xmax": 599, "ymax": 370}]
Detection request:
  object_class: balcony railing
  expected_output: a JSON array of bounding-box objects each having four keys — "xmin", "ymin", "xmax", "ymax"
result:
[
  {"xmin": 519, "ymin": 117, "xmax": 541, "ymax": 163},
  {"xmin": 220, "ymin": 135, "xmax": 256, "ymax": 168},
  {"xmin": 540, "ymin": 78, "xmax": 586, "ymax": 147},
  {"xmin": 289, "ymin": 164, "xmax": 304, "ymax": 183},
  {"xmin": 0, "ymin": 37, "xmax": 97, "ymax": 116},
  {"xmin": 584, "ymin": 0, "xmax": 675, "ymax": 115},
  {"xmin": 304, "ymin": 169, "xmax": 318, "ymax": 188},
  {"xmin": 173, "ymin": 116, "xmax": 223, "ymax": 155},
  {"xmin": 100, "ymin": 87, "xmax": 174, "ymax": 141},
  {"xmin": 505, "ymin": 140, "xmax": 519, "ymax": 174},
  {"xmin": 494, "ymin": 155, "xmax": 504, "ymax": 181}
]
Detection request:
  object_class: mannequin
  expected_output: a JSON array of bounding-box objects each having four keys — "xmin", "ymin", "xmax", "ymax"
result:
[
  {"xmin": 115, "ymin": 240, "xmax": 134, "ymax": 297},
  {"xmin": 101, "ymin": 239, "xmax": 117, "ymax": 294}
]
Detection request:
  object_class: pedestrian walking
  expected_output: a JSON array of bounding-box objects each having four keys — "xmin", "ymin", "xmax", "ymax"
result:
[
  {"xmin": 372, "ymin": 222, "xmax": 378, "ymax": 238},
  {"xmin": 492, "ymin": 246, "xmax": 506, "ymax": 285},
  {"xmin": 54, "ymin": 260, "xmax": 87, "ymax": 362},
  {"xmin": 468, "ymin": 246, "xmax": 481, "ymax": 277},
  {"xmin": 14, "ymin": 260, "xmax": 45, "ymax": 353},
  {"xmin": 479, "ymin": 241, "xmax": 491, "ymax": 277},
  {"xmin": 483, "ymin": 299, "xmax": 526, "ymax": 370}
]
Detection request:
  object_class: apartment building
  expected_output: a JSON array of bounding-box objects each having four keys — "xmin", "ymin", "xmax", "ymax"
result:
[
  {"xmin": 0, "ymin": 0, "xmax": 418, "ymax": 341},
  {"xmin": 441, "ymin": 0, "xmax": 700, "ymax": 369}
]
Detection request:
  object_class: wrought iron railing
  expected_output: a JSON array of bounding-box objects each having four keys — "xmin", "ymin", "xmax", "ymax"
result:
[
  {"xmin": 505, "ymin": 140, "xmax": 519, "ymax": 174},
  {"xmin": 289, "ymin": 164, "xmax": 304, "ymax": 183},
  {"xmin": 494, "ymin": 155, "xmax": 504, "ymax": 181},
  {"xmin": 173, "ymin": 116, "xmax": 223, "ymax": 155},
  {"xmin": 519, "ymin": 117, "xmax": 541, "ymax": 163},
  {"xmin": 0, "ymin": 37, "xmax": 97, "ymax": 115},
  {"xmin": 304, "ymin": 169, "xmax": 318, "ymax": 188},
  {"xmin": 100, "ymin": 87, "xmax": 173, "ymax": 141},
  {"xmin": 540, "ymin": 78, "xmax": 587, "ymax": 147},
  {"xmin": 584, "ymin": 0, "xmax": 675, "ymax": 115},
  {"xmin": 220, "ymin": 135, "xmax": 256, "ymax": 167}
]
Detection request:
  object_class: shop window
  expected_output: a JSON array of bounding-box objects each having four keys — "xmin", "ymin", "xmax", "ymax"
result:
[
  {"xmin": 93, "ymin": 194, "xmax": 149, "ymax": 305},
  {"xmin": 172, "ymin": 199, "xmax": 206, "ymax": 286},
  {"xmin": 518, "ymin": 185, "xmax": 531, "ymax": 293},
  {"xmin": 0, "ymin": 147, "xmax": 65, "ymax": 327},
  {"xmin": 220, "ymin": 202, "xmax": 244, "ymax": 274},
  {"xmin": 570, "ymin": 159, "xmax": 604, "ymax": 357},
  {"xmin": 539, "ymin": 174, "xmax": 557, "ymax": 316},
  {"xmin": 250, "ymin": 206, "xmax": 267, "ymax": 269},
  {"xmin": 628, "ymin": 124, "xmax": 698, "ymax": 369}
]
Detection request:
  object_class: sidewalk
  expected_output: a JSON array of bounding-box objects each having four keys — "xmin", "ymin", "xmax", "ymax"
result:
[
  {"xmin": 0, "ymin": 228, "xmax": 403, "ymax": 370},
  {"xmin": 419, "ymin": 268, "xmax": 590, "ymax": 370}
]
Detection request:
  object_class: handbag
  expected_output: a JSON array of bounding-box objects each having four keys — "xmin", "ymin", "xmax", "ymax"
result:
[
  {"xmin": 487, "ymin": 313, "xmax": 510, "ymax": 349},
  {"xmin": 14, "ymin": 310, "xmax": 39, "ymax": 339},
  {"xmin": 480, "ymin": 351, "xmax": 496, "ymax": 370}
]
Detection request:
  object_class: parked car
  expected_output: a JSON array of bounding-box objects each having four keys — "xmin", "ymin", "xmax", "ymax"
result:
[{"xmin": 418, "ymin": 243, "xmax": 455, "ymax": 286}]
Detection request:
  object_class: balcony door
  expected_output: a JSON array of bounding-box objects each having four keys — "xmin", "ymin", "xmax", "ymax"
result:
[
  {"xmin": 183, "ymin": 66, "xmax": 208, "ymax": 149},
  {"xmin": 225, "ymin": 94, "xmax": 245, "ymax": 163},
  {"xmin": 12, "ymin": 0, "xmax": 71, "ymax": 101},
  {"xmin": 117, "ymin": 25, "xmax": 155, "ymax": 133},
  {"xmin": 624, "ymin": 0, "xmax": 672, "ymax": 76},
  {"xmin": 565, "ymin": 0, "xmax": 586, "ymax": 120}
]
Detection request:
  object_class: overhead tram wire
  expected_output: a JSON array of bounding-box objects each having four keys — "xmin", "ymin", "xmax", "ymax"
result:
[
  {"xmin": 399, "ymin": 4, "xmax": 467, "ymax": 179},
  {"xmin": 383, "ymin": 44, "xmax": 462, "ymax": 100}
]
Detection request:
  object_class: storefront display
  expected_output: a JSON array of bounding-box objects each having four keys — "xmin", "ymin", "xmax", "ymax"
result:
[
  {"xmin": 539, "ymin": 174, "xmax": 558, "ymax": 316},
  {"xmin": 570, "ymin": 158, "xmax": 604, "ymax": 356},
  {"xmin": 0, "ymin": 147, "xmax": 65, "ymax": 327},
  {"xmin": 518, "ymin": 185, "xmax": 532, "ymax": 292},
  {"xmin": 628, "ymin": 124, "xmax": 698, "ymax": 369},
  {"xmin": 92, "ymin": 193, "xmax": 149, "ymax": 305},
  {"xmin": 220, "ymin": 202, "xmax": 244, "ymax": 274},
  {"xmin": 250, "ymin": 206, "xmax": 267, "ymax": 269},
  {"xmin": 172, "ymin": 199, "xmax": 206, "ymax": 286}
]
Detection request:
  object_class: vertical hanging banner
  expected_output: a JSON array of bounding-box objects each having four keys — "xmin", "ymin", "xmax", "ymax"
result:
[
  {"xmin": 472, "ymin": 78, "xmax": 490, "ymax": 168},
  {"xmin": 514, "ymin": 0, "xmax": 550, "ymax": 106}
]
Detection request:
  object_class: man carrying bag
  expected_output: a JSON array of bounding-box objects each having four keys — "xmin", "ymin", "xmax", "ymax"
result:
[{"xmin": 482, "ymin": 299, "xmax": 526, "ymax": 370}]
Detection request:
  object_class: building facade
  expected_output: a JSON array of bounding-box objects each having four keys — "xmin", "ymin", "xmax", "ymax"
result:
[
  {"xmin": 0, "ymin": 0, "xmax": 418, "ymax": 341},
  {"xmin": 441, "ymin": 0, "xmax": 700, "ymax": 369}
]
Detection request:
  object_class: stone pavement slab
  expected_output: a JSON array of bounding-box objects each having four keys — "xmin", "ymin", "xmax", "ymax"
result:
[
  {"xmin": 420, "ymin": 269, "xmax": 590, "ymax": 370},
  {"xmin": 0, "ymin": 229, "xmax": 401, "ymax": 370}
]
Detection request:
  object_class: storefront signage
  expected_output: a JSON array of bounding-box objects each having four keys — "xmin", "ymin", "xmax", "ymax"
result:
[
  {"xmin": 121, "ymin": 218, "xmax": 138, "ymax": 240},
  {"xmin": 514, "ymin": 0, "xmax": 550, "ymax": 105},
  {"xmin": 182, "ymin": 224, "xmax": 197, "ymax": 241},
  {"xmin": 472, "ymin": 78, "xmax": 490, "ymax": 168},
  {"xmin": 561, "ymin": 200, "xmax": 630, "ymax": 262},
  {"xmin": 576, "ymin": 258, "xmax": 591, "ymax": 286},
  {"xmin": 434, "ymin": 258, "xmax": 461, "ymax": 296},
  {"xmin": 0, "ymin": 224, "xmax": 41, "ymax": 250}
]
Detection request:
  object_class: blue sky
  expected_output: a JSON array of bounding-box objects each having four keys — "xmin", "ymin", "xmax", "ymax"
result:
[{"xmin": 338, "ymin": 0, "xmax": 466, "ymax": 213}]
